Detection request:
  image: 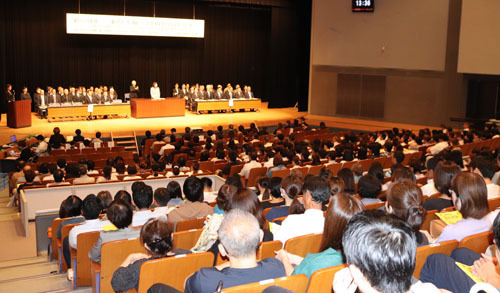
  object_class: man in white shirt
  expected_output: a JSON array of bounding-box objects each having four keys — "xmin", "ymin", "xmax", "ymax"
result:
[
  {"xmin": 239, "ymin": 152, "xmax": 262, "ymax": 179},
  {"xmin": 69, "ymin": 194, "xmax": 103, "ymax": 249},
  {"xmin": 333, "ymin": 210, "xmax": 446, "ymax": 293},
  {"xmin": 132, "ymin": 183, "xmax": 163, "ymax": 226},
  {"xmin": 427, "ymin": 134, "xmax": 449, "ymax": 155},
  {"xmin": 275, "ymin": 176, "xmax": 329, "ymax": 246},
  {"xmin": 73, "ymin": 164, "xmax": 96, "ymax": 184},
  {"xmin": 420, "ymin": 157, "xmax": 441, "ymax": 196},
  {"xmin": 32, "ymin": 135, "xmax": 48, "ymax": 156},
  {"xmin": 153, "ymin": 187, "xmax": 176, "ymax": 215},
  {"xmin": 150, "ymin": 82, "xmax": 161, "ymax": 99},
  {"xmin": 472, "ymin": 157, "xmax": 499, "ymax": 199}
]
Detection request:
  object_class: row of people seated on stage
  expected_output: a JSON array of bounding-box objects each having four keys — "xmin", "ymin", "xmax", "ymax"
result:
[
  {"xmin": 54, "ymin": 171, "xmax": 475, "ymax": 292},
  {"xmin": 172, "ymin": 83, "xmax": 255, "ymax": 100}
]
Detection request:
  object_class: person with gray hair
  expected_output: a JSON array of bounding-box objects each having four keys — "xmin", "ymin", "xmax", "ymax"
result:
[
  {"xmin": 184, "ymin": 209, "xmax": 286, "ymax": 293},
  {"xmin": 72, "ymin": 164, "xmax": 95, "ymax": 184}
]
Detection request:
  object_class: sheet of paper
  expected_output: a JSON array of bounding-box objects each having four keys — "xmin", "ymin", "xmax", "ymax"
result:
[
  {"xmin": 455, "ymin": 262, "xmax": 483, "ymax": 283},
  {"xmin": 436, "ymin": 210, "xmax": 463, "ymax": 225}
]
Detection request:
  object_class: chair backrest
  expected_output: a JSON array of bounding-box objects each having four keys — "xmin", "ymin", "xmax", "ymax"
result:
[
  {"xmin": 325, "ymin": 163, "xmax": 342, "ymax": 176},
  {"xmin": 421, "ymin": 210, "xmax": 438, "ymax": 232},
  {"xmin": 459, "ymin": 231, "xmax": 494, "ymax": 254},
  {"xmin": 271, "ymin": 168, "xmax": 290, "ymax": 178},
  {"xmin": 246, "ymin": 167, "xmax": 267, "ymax": 187},
  {"xmin": 175, "ymin": 217, "xmax": 206, "ymax": 232},
  {"xmin": 61, "ymin": 223, "xmax": 81, "ymax": 271},
  {"xmin": 137, "ymin": 252, "xmax": 214, "ymax": 293},
  {"xmin": 199, "ymin": 161, "xmax": 215, "ymax": 173},
  {"xmin": 489, "ymin": 198, "xmax": 500, "ymax": 211},
  {"xmin": 293, "ymin": 167, "xmax": 309, "ymax": 178},
  {"xmin": 51, "ymin": 218, "xmax": 65, "ymax": 260},
  {"xmin": 308, "ymin": 165, "xmax": 323, "ymax": 175},
  {"xmin": 306, "ymin": 264, "xmax": 347, "ymax": 293},
  {"xmin": 416, "ymin": 176, "xmax": 428, "ymax": 185},
  {"xmin": 75, "ymin": 231, "xmax": 100, "ymax": 287},
  {"xmin": 229, "ymin": 164, "xmax": 244, "ymax": 177},
  {"xmin": 364, "ymin": 201, "xmax": 385, "ymax": 210},
  {"xmin": 221, "ymin": 274, "xmax": 308, "ymax": 293},
  {"xmin": 413, "ymin": 240, "xmax": 459, "ymax": 278},
  {"xmin": 172, "ymin": 228, "xmax": 203, "ymax": 250},
  {"xmin": 284, "ymin": 233, "xmax": 323, "ymax": 258},
  {"xmin": 257, "ymin": 240, "xmax": 283, "ymax": 260},
  {"xmin": 99, "ymin": 237, "xmax": 147, "ymax": 293}
]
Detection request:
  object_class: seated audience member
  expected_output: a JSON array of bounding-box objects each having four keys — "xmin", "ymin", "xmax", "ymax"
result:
[
  {"xmin": 262, "ymin": 177, "xmax": 285, "ymax": 209},
  {"xmin": 471, "ymin": 157, "xmax": 499, "ymax": 199},
  {"xmin": 97, "ymin": 191, "xmax": 112, "ymax": 214},
  {"xmin": 239, "ymin": 152, "xmax": 261, "ymax": 179},
  {"xmin": 357, "ymin": 174, "xmax": 382, "ymax": 205},
  {"xmin": 86, "ymin": 160, "xmax": 98, "ymax": 175},
  {"xmin": 277, "ymin": 193, "xmax": 364, "ymax": 278},
  {"xmin": 367, "ymin": 162, "xmax": 385, "ymax": 185},
  {"xmin": 131, "ymin": 184, "xmax": 163, "ymax": 226},
  {"xmin": 191, "ymin": 184, "xmax": 238, "ymax": 253},
  {"xmin": 91, "ymin": 131, "xmax": 103, "ymax": 144},
  {"xmin": 168, "ymin": 176, "xmax": 213, "ymax": 224},
  {"xmin": 337, "ymin": 168, "xmax": 356, "ymax": 195},
  {"xmin": 423, "ymin": 161, "xmax": 461, "ymax": 211},
  {"xmin": 17, "ymin": 169, "xmax": 41, "ymax": 194},
  {"xmin": 391, "ymin": 150, "xmax": 405, "ymax": 173},
  {"xmin": 266, "ymin": 174, "xmax": 303, "ymax": 221},
  {"xmin": 256, "ymin": 176, "xmax": 271, "ymax": 200},
  {"xmin": 96, "ymin": 166, "xmax": 118, "ymax": 183},
  {"xmin": 351, "ymin": 163, "xmax": 363, "ymax": 183},
  {"xmin": 184, "ymin": 210, "xmax": 286, "ymax": 293},
  {"xmin": 67, "ymin": 194, "xmax": 103, "ymax": 268},
  {"xmin": 72, "ymin": 129, "xmax": 85, "ymax": 144},
  {"xmin": 115, "ymin": 190, "xmax": 133, "ymax": 206},
  {"xmin": 420, "ymin": 157, "xmax": 442, "ymax": 196},
  {"xmin": 153, "ymin": 187, "xmax": 172, "ymax": 214},
  {"xmin": 186, "ymin": 161, "xmax": 203, "ymax": 176},
  {"xmin": 200, "ymin": 177, "xmax": 215, "ymax": 203},
  {"xmin": 166, "ymin": 181, "xmax": 184, "ymax": 207},
  {"xmin": 333, "ymin": 210, "xmax": 444, "ymax": 293},
  {"xmin": 220, "ymin": 150, "xmax": 242, "ymax": 176},
  {"xmin": 9, "ymin": 161, "xmax": 25, "ymax": 191},
  {"xmin": 275, "ymin": 175, "xmax": 330, "ymax": 245},
  {"xmin": 89, "ymin": 199, "xmax": 140, "ymax": 263},
  {"xmin": 49, "ymin": 127, "xmax": 66, "ymax": 149},
  {"xmin": 46, "ymin": 169, "xmax": 70, "ymax": 187},
  {"xmin": 124, "ymin": 165, "xmax": 142, "ymax": 180},
  {"xmin": 57, "ymin": 195, "xmax": 84, "ymax": 238},
  {"xmin": 267, "ymin": 154, "xmax": 287, "ymax": 177},
  {"xmin": 435, "ymin": 172, "xmax": 491, "ymax": 243},
  {"xmin": 420, "ymin": 213, "xmax": 500, "ymax": 293},
  {"xmin": 386, "ymin": 181, "xmax": 428, "ymax": 246},
  {"xmin": 72, "ymin": 164, "xmax": 96, "ymax": 184},
  {"xmin": 41, "ymin": 163, "xmax": 56, "ymax": 181},
  {"xmin": 111, "ymin": 217, "xmax": 189, "ymax": 292},
  {"xmin": 32, "ymin": 135, "xmax": 48, "ymax": 156},
  {"xmin": 427, "ymin": 134, "xmax": 449, "ymax": 155}
]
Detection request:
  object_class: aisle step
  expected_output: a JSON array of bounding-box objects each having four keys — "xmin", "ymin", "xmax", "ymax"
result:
[
  {"xmin": 0, "ymin": 261, "xmax": 59, "ymax": 282},
  {"xmin": 0, "ymin": 273, "xmax": 71, "ymax": 293}
]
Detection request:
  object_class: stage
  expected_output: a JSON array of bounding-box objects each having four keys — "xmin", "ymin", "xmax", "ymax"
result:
[{"xmin": 0, "ymin": 106, "xmax": 306, "ymax": 142}]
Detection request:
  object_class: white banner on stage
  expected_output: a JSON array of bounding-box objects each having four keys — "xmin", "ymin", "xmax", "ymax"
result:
[{"xmin": 66, "ymin": 13, "xmax": 205, "ymax": 38}]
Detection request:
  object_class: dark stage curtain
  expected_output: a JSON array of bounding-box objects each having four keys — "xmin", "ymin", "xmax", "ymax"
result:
[{"xmin": 0, "ymin": 0, "xmax": 310, "ymax": 113}]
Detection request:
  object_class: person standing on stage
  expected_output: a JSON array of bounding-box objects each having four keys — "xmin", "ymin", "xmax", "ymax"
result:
[
  {"xmin": 150, "ymin": 82, "xmax": 161, "ymax": 99},
  {"xmin": 172, "ymin": 83, "xmax": 180, "ymax": 97},
  {"xmin": 234, "ymin": 85, "xmax": 244, "ymax": 99},
  {"xmin": 20, "ymin": 87, "xmax": 31, "ymax": 101},
  {"xmin": 5, "ymin": 84, "xmax": 15, "ymax": 103},
  {"xmin": 198, "ymin": 85, "xmax": 207, "ymax": 100},
  {"xmin": 109, "ymin": 87, "xmax": 118, "ymax": 101},
  {"xmin": 223, "ymin": 85, "xmax": 233, "ymax": 100},
  {"xmin": 102, "ymin": 91, "xmax": 111, "ymax": 103},
  {"xmin": 37, "ymin": 90, "xmax": 48, "ymax": 119},
  {"xmin": 180, "ymin": 84, "xmax": 188, "ymax": 99},
  {"xmin": 215, "ymin": 85, "xmax": 223, "ymax": 99},
  {"xmin": 129, "ymin": 80, "xmax": 140, "ymax": 98}
]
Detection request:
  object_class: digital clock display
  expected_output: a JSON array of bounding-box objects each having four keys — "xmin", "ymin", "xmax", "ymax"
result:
[{"xmin": 352, "ymin": 0, "xmax": 374, "ymax": 12}]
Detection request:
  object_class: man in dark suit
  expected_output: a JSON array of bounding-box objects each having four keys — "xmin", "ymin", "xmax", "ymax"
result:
[
  {"xmin": 172, "ymin": 83, "xmax": 180, "ymax": 97},
  {"xmin": 205, "ymin": 84, "xmax": 214, "ymax": 100},
  {"xmin": 215, "ymin": 85, "xmax": 224, "ymax": 99},
  {"xmin": 244, "ymin": 86, "xmax": 255, "ymax": 99},
  {"xmin": 48, "ymin": 89, "xmax": 60, "ymax": 104},
  {"xmin": 223, "ymin": 87, "xmax": 234, "ymax": 100},
  {"xmin": 129, "ymin": 80, "xmax": 140, "ymax": 98},
  {"xmin": 20, "ymin": 87, "xmax": 31, "ymax": 101},
  {"xmin": 234, "ymin": 85, "xmax": 244, "ymax": 99},
  {"xmin": 83, "ymin": 90, "xmax": 93, "ymax": 104},
  {"xmin": 68, "ymin": 87, "xmax": 77, "ymax": 103},
  {"xmin": 92, "ymin": 89, "xmax": 102, "ymax": 104},
  {"xmin": 37, "ymin": 89, "xmax": 48, "ymax": 118},
  {"xmin": 5, "ymin": 84, "xmax": 15, "ymax": 102},
  {"xmin": 198, "ymin": 85, "xmax": 207, "ymax": 100}
]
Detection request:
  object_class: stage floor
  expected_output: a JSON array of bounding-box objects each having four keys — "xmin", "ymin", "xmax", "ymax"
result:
[
  {"xmin": 0, "ymin": 107, "xmax": 438, "ymax": 143},
  {"xmin": 0, "ymin": 107, "xmax": 305, "ymax": 142}
]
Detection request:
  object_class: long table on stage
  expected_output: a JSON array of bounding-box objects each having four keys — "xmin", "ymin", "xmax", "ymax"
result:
[
  {"xmin": 130, "ymin": 98, "xmax": 185, "ymax": 118},
  {"xmin": 47, "ymin": 103, "xmax": 131, "ymax": 121},
  {"xmin": 195, "ymin": 98, "xmax": 261, "ymax": 113}
]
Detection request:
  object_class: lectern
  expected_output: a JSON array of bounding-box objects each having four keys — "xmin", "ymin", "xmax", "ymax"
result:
[{"xmin": 7, "ymin": 100, "xmax": 31, "ymax": 128}]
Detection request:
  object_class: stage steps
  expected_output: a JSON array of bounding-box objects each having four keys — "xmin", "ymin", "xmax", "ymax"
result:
[{"xmin": 111, "ymin": 131, "xmax": 139, "ymax": 153}]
